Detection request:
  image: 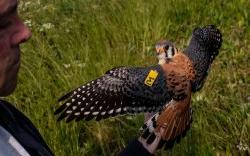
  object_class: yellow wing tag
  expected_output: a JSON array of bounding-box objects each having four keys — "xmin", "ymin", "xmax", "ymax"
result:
[{"xmin": 144, "ymin": 70, "xmax": 159, "ymax": 87}]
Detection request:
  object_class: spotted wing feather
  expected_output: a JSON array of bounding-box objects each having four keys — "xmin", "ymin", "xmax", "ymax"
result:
[
  {"xmin": 55, "ymin": 65, "xmax": 171, "ymax": 122},
  {"xmin": 184, "ymin": 25, "xmax": 222, "ymax": 91}
]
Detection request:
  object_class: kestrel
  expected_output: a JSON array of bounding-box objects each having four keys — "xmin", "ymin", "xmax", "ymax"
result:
[
  {"xmin": 140, "ymin": 25, "xmax": 222, "ymax": 148},
  {"xmin": 55, "ymin": 26, "xmax": 222, "ymax": 149}
]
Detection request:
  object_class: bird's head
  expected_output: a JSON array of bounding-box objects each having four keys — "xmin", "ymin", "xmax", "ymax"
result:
[{"xmin": 155, "ymin": 40, "xmax": 178, "ymax": 65}]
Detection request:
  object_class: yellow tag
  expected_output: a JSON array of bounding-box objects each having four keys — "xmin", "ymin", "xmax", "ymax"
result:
[{"xmin": 144, "ymin": 70, "xmax": 159, "ymax": 87}]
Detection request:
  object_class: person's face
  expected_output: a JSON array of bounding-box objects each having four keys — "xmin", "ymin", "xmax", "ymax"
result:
[{"xmin": 0, "ymin": 0, "xmax": 31, "ymax": 96}]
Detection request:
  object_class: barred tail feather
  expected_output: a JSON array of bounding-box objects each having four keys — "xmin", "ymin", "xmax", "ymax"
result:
[{"xmin": 140, "ymin": 103, "xmax": 192, "ymax": 149}]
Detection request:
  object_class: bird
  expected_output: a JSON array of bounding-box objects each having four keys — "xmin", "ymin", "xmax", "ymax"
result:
[
  {"xmin": 54, "ymin": 40, "xmax": 178, "ymax": 122},
  {"xmin": 140, "ymin": 25, "xmax": 222, "ymax": 148},
  {"xmin": 54, "ymin": 25, "xmax": 222, "ymax": 149}
]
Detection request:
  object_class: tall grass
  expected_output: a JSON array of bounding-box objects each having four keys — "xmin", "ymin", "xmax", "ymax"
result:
[{"xmin": 6, "ymin": 0, "xmax": 249, "ymax": 155}]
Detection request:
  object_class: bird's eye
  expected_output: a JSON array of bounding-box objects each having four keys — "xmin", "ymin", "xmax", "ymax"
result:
[{"xmin": 164, "ymin": 45, "xmax": 169, "ymax": 51}]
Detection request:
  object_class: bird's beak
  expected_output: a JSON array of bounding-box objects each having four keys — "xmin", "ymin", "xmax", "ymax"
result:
[{"xmin": 156, "ymin": 47, "xmax": 165, "ymax": 54}]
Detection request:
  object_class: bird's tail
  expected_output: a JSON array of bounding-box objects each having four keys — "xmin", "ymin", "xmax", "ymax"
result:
[{"xmin": 140, "ymin": 104, "xmax": 192, "ymax": 149}]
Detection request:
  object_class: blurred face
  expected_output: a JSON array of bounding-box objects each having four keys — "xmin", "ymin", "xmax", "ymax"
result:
[{"xmin": 0, "ymin": 0, "xmax": 31, "ymax": 96}]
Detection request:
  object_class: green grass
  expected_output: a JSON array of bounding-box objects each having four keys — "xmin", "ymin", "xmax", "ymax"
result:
[{"xmin": 5, "ymin": 0, "xmax": 250, "ymax": 155}]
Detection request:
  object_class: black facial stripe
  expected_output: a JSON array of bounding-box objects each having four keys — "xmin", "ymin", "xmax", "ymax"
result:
[{"xmin": 171, "ymin": 47, "xmax": 175, "ymax": 55}]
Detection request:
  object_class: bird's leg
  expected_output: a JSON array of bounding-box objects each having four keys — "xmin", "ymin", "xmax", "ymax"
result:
[{"xmin": 144, "ymin": 112, "xmax": 156, "ymax": 122}]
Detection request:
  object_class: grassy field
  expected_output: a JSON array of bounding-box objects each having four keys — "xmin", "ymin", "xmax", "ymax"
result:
[{"xmin": 5, "ymin": 0, "xmax": 249, "ymax": 155}]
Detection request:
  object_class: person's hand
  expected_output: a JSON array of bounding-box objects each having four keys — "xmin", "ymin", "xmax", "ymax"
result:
[{"xmin": 138, "ymin": 127, "xmax": 165, "ymax": 154}]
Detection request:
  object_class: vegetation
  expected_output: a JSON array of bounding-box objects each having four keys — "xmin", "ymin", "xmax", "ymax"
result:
[{"xmin": 6, "ymin": 0, "xmax": 250, "ymax": 155}]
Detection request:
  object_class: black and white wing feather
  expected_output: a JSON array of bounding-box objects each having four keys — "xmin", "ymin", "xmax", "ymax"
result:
[
  {"xmin": 55, "ymin": 65, "xmax": 171, "ymax": 122},
  {"xmin": 184, "ymin": 25, "xmax": 222, "ymax": 92}
]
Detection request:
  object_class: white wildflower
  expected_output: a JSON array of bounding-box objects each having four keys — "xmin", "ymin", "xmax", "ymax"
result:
[
  {"xmin": 63, "ymin": 64, "xmax": 71, "ymax": 69},
  {"xmin": 42, "ymin": 23, "xmax": 54, "ymax": 30},
  {"xmin": 39, "ymin": 28, "xmax": 44, "ymax": 32},
  {"xmin": 24, "ymin": 2, "xmax": 31, "ymax": 7},
  {"xmin": 24, "ymin": 20, "xmax": 32, "ymax": 27},
  {"xmin": 237, "ymin": 142, "xmax": 249, "ymax": 152},
  {"xmin": 76, "ymin": 63, "xmax": 86, "ymax": 68},
  {"xmin": 125, "ymin": 116, "xmax": 133, "ymax": 120},
  {"xmin": 195, "ymin": 95, "xmax": 203, "ymax": 101}
]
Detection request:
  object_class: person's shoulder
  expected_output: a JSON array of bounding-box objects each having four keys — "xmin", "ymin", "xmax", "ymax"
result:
[
  {"xmin": 0, "ymin": 99, "xmax": 37, "ymax": 134},
  {"xmin": 0, "ymin": 99, "xmax": 14, "ymax": 108},
  {"xmin": 0, "ymin": 99, "xmax": 18, "ymax": 110},
  {"xmin": 0, "ymin": 98, "xmax": 42, "ymax": 135},
  {"xmin": 0, "ymin": 99, "xmax": 28, "ymax": 123},
  {"xmin": 0, "ymin": 99, "xmax": 54, "ymax": 156},
  {"xmin": 0, "ymin": 99, "xmax": 18, "ymax": 121}
]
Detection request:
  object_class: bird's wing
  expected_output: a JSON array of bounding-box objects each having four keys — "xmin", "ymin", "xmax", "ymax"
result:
[
  {"xmin": 184, "ymin": 25, "xmax": 222, "ymax": 91},
  {"xmin": 140, "ymin": 82, "xmax": 192, "ymax": 149},
  {"xmin": 55, "ymin": 65, "xmax": 172, "ymax": 122}
]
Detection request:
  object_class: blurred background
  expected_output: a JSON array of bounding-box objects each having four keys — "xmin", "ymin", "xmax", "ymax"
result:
[{"xmin": 6, "ymin": 0, "xmax": 250, "ymax": 155}]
